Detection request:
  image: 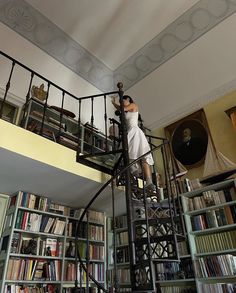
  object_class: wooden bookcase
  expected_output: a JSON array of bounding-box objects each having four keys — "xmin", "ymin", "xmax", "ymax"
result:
[
  {"xmin": 0, "ymin": 191, "xmax": 105, "ymax": 293},
  {"xmin": 181, "ymin": 178, "xmax": 236, "ymax": 293}
]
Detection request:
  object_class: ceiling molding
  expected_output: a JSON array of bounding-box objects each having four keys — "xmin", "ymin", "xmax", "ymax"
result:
[
  {"xmin": 114, "ymin": 0, "xmax": 236, "ymax": 90},
  {"xmin": 1, "ymin": 0, "xmax": 236, "ymax": 92},
  {"xmin": 0, "ymin": 0, "xmax": 114, "ymax": 92},
  {"xmin": 149, "ymin": 77, "xmax": 236, "ymax": 130}
]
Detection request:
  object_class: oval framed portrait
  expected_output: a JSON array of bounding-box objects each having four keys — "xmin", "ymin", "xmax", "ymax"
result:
[{"xmin": 171, "ymin": 119, "xmax": 208, "ymax": 168}]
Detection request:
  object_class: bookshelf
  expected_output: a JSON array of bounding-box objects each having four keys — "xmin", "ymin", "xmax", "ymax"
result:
[
  {"xmin": 20, "ymin": 98, "xmax": 114, "ymax": 155},
  {"xmin": 0, "ymin": 191, "xmax": 105, "ymax": 293},
  {"xmin": 182, "ymin": 178, "xmax": 236, "ymax": 293},
  {"xmin": 106, "ymin": 215, "xmax": 131, "ymax": 292},
  {"xmin": 0, "ymin": 98, "xmax": 19, "ymax": 124}
]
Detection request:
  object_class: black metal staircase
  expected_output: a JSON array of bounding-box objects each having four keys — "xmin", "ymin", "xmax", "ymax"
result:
[{"xmin": 0, "ymin": 51, "xmax": 186, "ymax": 293}]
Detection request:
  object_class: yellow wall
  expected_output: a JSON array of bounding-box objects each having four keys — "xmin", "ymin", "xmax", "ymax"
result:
[
  {"xmin": 153, "ymin": 90, "xmax": 236, "ymax": 180},
  {"xmin": 0, "ymin": 119, "xmax": 105, "ymax": 183}
]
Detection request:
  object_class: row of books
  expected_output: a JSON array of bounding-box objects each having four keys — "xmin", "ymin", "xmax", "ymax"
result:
[
  {"xmin": 11, "ymin": 192, "xmax": 103, "ymax": 220},
  {"xmin": 88, "ymin": 225, "xmax": 104, "ymax": 241},
  {"xmin": 178, "ymin": 241, "xmax": 189, "ymax": 256},
  {"xmin": 69, "ymin": 208, "xmax": 105, "ymax": 224},
  {"xmin": 89, "ymin": 244, "xmax": 104, "ymax": 260},
  {"xmin": 15, "ymin": 211, "xmax": 66, "ymax": 235},
  {"xmin": 64, "ymin": 261, "xmax": 86, "ymax": 281},
  {"xmin": 6, "ymin": 258, "xmax": 61, "ymax": 281},
  {"xmin": 12, "ymin": 192, "xmax": 51, "ymax": 213},
  {"xmin": 11, "ymin": 233, "xmax": 63, "ymax": 257},
  {"xmin": 116, "ymin": 231, "xmax": 128, "ymax": 246},
  {"xmin": 88, "ymin": 263, "xmax": 104, "ymax": 282},
  {"xmin": 186, "ymin": 187, "xmax": 236, "ymax": 211},
  {"xmin": 191, "ymin": 205, "xmax": 236, "ymax": 231},
  {"xmin": 155, "ymin": 258, "xmax": 194, "ymax": 280},
  {"xmin": 195, "ymin": 230, "xmax": 236, "ymax": 253},
  {"xmin": 160, "ymin": 286, "xmax": 196, "ymax": 293},
  {"xmin": 195, "ymin": 254, "xmax": 236, "ymax": 277},
  {"xmin": 4, "ymin": 284, "xmax": 59, "ymax": 293},
  {"xmin": 115, "ymin": 215, "xmax": 127, "ymax": 229},
  {"xmin": 198, "ymin": 283, "xmax": 236, "ymax": 293},
  {"xmin": 63, "ymin": 288, "xmax": 99, "ymax": 293},
  {"xmin": 67, "ymin": 221, "xmax": 87, "ymax": 238},
  {"xmin": 106, "ymin": 268, "xmax": 130, "ymax": 284},
  {"xmin": 117, "ymin": 246, "xmax": 129, "ymax": 264}
]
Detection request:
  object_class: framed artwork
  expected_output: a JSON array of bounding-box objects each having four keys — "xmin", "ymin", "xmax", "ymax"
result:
[
  {"xmin": 0, "ymin": 194, "xmax": 9, "ymax": 236},
  {"xmin": 164, "ymin": 109, "xmax": 209, "ymax": 169}
]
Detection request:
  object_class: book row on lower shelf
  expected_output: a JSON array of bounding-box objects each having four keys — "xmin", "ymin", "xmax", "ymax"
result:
[
  {"xmin": 195, "ymin": 254, "xmax": 236, "ymax": 278},
  {"xmin": 191, "ymin": 204, "xmax": 236, "ymax": 231},
  {"xmin": 10, "ymin": 191, "xmax": 105, "ymax": 224},
  {"xmin": 0, "ymin": 190, "xmax": 106, "ymax": 293},
  {"xmin": 185, "ymin": 185, "xmax": 236, "ymax": 212},
  {"xmin": 181, "ymin": 179, "xmax": 236, "ymax": 293},
  {"xmin": 4, "ymin": 285, "xmax": 100, "ymax": 293}
]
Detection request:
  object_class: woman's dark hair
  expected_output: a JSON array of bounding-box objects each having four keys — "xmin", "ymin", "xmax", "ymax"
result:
[{"xmin": 123, "ymin": 95, "xmax": 134, "ymax": 103}]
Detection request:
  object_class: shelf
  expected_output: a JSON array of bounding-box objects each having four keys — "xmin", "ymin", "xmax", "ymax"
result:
[
  {"xmin": 190, "ymin": 223, "xmax": 236, "ymax": 235},
  {"xmin": 187, "ymin": 199, "xmax": 236, "ymax": 216},
  {"xmin": 115, "ymin": 227, "xmax": 128, "ymax": 233},
  {"xmin": 14, "ymin": 228, "xmax": 65, "ymax": 238},
  {"xmin": 64, "ymin": 257, "xmax": 104, "ymax": 263},
  {"xmin": 117, "ymin": 262, "xmax": 130, "ymax": 267},
  {"xmin": 9, "ymin": 253, "xmax": 63, "ymax": 260},
  {"xmin": 116, "ymin": 243, "xmax": 129, "ymax": 248},
  {"xmin": 18, "ymin": 206, "xmax": 67, "ymax": 218},
  {"xmin": 5, "ymin": 280, "xmax": 61, "ymax": 284},
  {"xmin": 66, "ymin": 236, "xmax": 104, "ymax": 244},
  {"xmin": 180, "ymin": 254, "xmax": 191, "ymax": 258},
  {"xmin": 157, "ymin": 278, "xmax": 195, "ymax": 286},
  {"xmin": 197, "ymin": 275, "xmax": 236, "ymax": 283},
  {"xmin": 181, "ymin": 179, "xmax": 236, "ymax": 198},
  {"xmin": 195, "ymin": 248, "xmax": 236, "ymax": 257}
]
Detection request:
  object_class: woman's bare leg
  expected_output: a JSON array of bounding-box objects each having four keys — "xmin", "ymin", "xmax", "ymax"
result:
[{"xmin": 142, "ymin": 161, "xmax": 152, "ymax": 180}]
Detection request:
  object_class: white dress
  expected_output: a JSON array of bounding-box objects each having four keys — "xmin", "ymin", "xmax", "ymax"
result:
[{"xmin": 125, "ymin": 111, "xmax": 154, "ymax": 173}]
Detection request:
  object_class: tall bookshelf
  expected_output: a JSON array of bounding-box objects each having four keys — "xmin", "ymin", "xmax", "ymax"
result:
[
  {"xmin": 0, "ymin": 191, "xmax": 105, "ymax": 293},
  {"xmin": 181, "ymin": 178, "xmax": 236, "ymax": 293},
  {"xmin": 106, "ymin": 215, "xmax": 131, "ymax": 293}
]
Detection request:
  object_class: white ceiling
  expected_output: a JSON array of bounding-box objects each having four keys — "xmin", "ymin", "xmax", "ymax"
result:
[{"xmin": 26, "ymin": 0, "xmax": 199, "ymax": 70}]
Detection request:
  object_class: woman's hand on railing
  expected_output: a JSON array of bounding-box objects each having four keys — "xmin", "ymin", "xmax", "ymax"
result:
[{"xmin": 111, "ymin": 96, "xmax": 116, "ymax": 105}]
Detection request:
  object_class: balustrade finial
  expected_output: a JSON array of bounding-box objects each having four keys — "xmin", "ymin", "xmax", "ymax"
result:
[{"xmin": 117, "ymin": 82, "xmax": 123, "ymax": 90}]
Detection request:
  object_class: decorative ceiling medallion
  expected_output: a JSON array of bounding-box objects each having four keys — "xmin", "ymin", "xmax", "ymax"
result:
[
  {"xmin": 4, "ymin": 1, "xmax": 35, "ymax": 32},
  {"xmin": 175, "ymin": 22, "xmax": 194, "ymax": 41},
  {"xmin": 1, "ymin": 0, "xmax": 236, "ymax": 92},
  {"xmin": 63, "ymin": 47, "xmax": 82, "ymax": 66},
  {"xmin": 190, "ymin": 9, "xmax": 210, "ymax": 30},
  {"xmin": 34, "ymin": 23, "xmax": 54, "ymax": 45},
  {"xmin": 145, "ymin": 44, "xmax": 163, "ymax": 62},
  {"xmin": 160, "ymin": 34, "xmax": 179, "ymax": 53},
  {"xmin": 207, "ymin": 0, "xmax": 228, "ymax": 17}
]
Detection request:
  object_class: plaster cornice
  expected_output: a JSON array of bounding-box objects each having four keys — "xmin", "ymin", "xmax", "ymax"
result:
[{"xmin": 0, "ymin": 0, "xmax": 236, "ymax": 92}]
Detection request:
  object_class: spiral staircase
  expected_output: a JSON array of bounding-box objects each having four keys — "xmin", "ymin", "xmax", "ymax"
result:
[
  {"xmin": 74, "ymin": 84, "xmax": 186, "ymax": 293},
  {"xmin": 0, "ymin": 51, "xmax": 186, "ymax": 293}
]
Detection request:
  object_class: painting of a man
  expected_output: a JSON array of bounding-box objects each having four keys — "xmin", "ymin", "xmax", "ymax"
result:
[{"xmin": 172, "ymin": 120, "xmax": 208, "ymax": 167}]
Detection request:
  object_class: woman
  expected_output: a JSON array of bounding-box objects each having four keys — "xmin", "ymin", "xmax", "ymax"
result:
[{"xmin": 111, "ymin": 95, "xmax": 155, "ymax": 190}]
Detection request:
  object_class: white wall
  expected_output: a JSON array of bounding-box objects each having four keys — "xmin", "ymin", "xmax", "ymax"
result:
[
  {"xmin": 127, "ymin": 13, "xmax": 236, "ymax": 129},
  {"xmin": 0, "ymin": 23, "xmax": 115, "ymax": 131}
]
